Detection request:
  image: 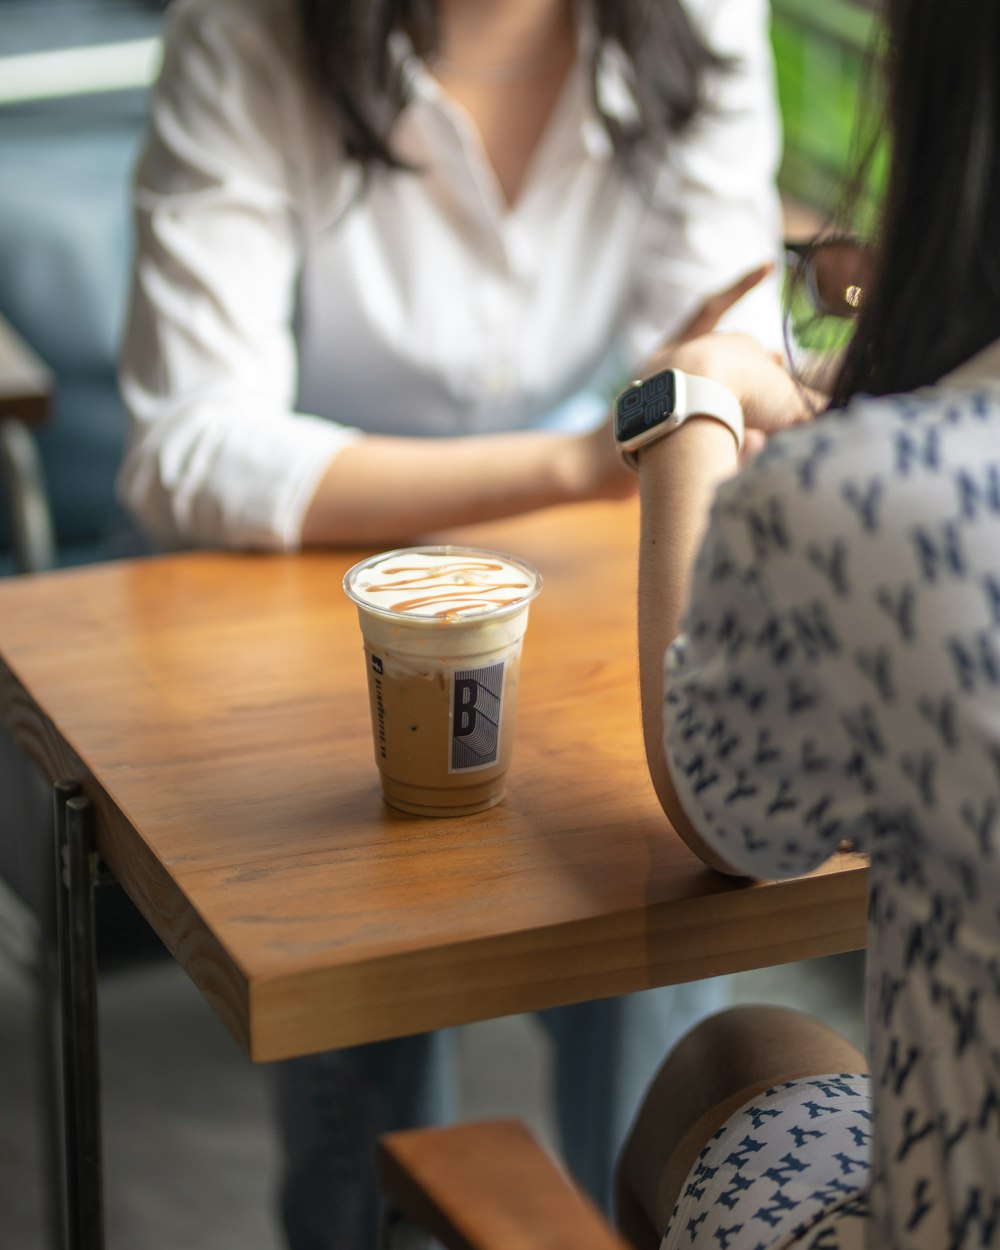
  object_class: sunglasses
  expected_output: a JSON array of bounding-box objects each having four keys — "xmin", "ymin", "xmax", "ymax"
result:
[{"xmin": 784, "ymin": 237, "xmax": 871, "ymax": 319}]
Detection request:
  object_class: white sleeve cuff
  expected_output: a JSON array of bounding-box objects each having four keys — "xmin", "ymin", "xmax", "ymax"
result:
[{"xmin": 116, "ymin": 392, "xmax": 364, "ymax": 551}]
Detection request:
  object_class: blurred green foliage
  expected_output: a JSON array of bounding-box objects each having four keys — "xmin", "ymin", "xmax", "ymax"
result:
[
  {"xmin": 771, "ymin": 0, "xmax": 886, "ymax": 227},
  {"xmin": 772, "ymin": 0, "xmax": 887, "ymax": 351}
]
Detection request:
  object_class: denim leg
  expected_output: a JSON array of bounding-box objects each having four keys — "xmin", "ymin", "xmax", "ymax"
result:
[
  {"xmin": 268, "ymin": 1029, "xmax": 458, "ymax": 1250},
  {"xmin": 537, "ymin": 978, "xmax": 731, "ymax": 1217}
]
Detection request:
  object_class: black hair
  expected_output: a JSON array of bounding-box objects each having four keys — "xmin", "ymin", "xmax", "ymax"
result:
[
  {"xmin": 295, "ymin": 0, "xmax": 727, "ymax": 169},
  {"xmin": 830, "ymin": 0, "xmax": 1000, "ymax": 406}
]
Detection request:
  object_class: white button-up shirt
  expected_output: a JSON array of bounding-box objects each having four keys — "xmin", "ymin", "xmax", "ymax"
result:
[{"xmin": 119, "ymin": 0, "xmax": 784, "ymax": 549}]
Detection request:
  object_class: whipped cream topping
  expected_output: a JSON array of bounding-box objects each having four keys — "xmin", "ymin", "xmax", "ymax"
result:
[{"xmin": 345, "ymin": 549, "xmax": 539, "ymax": 620}]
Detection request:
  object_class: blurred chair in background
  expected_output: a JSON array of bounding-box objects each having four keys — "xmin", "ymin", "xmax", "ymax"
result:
[
  {"xmin": 0, "ymin": 9, "xmax": 167, "ymax": 1247},
  {"xmin": 0, "ymin": 0, "xmax": 163, "ymax": 576}
]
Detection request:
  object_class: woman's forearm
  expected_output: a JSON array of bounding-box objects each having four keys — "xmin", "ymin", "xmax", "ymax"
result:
[
  {"xmin": 636, "ymin": 419, "xmax": 743, "ymax": 873},
  {"xmin": 300, "ymin": 425, "xmax": 632, "ymax": 546},
  {"xmin": 634, "ymin": 330, "xmax": 820, "ymax": 872}
]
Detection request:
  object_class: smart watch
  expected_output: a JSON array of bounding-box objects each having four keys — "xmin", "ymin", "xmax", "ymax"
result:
[{"xmin": 614, "ymin": 369, "xmax": 744, "ymax": 469}]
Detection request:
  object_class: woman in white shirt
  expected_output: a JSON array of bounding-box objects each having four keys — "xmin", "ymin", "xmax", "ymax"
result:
[
  {"xmin": 119, "ymin": 0, "xmax": 782, "ymax": 551},
  {"xmin": 615, "ymin": 1, "xmax": 1000, "ymax": 1246},
  {"xmin": 118, "ymin": 0, "xmax": 786, "ymax": 1245}
]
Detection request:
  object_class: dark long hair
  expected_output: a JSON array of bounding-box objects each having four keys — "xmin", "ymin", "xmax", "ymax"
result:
[
  {"xmin": 295, "ymin": 0, "xmax": 727, "ymax": 168},
  {"xmin": 830, "ymin": 0, "xmax": 1000, "ymax": 406}
]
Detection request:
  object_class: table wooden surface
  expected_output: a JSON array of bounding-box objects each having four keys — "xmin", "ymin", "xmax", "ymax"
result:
[{"xmin": 0, "ymin": 500, "xmax": 867, "ymax": 1062}]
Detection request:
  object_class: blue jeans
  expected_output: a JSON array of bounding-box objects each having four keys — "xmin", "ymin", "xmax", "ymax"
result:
[{"xmin": 268, "ymin": 978, "xmax": 729, "ymax": 1250}]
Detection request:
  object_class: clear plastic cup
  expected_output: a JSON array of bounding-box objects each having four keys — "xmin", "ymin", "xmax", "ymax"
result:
[{"xmin": 343, "ymin": 545, "xmax": 542, "ymax": 816}]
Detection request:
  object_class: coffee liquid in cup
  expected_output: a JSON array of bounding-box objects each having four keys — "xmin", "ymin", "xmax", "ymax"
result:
[{"xmin": 344, "ymin": 547, "xmax": 542, "ymax": 817}]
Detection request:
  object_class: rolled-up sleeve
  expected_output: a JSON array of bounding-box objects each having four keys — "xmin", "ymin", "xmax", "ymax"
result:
[{"xmin": 118, "ymin": 0, "xmax": 359, "ymax": 550}]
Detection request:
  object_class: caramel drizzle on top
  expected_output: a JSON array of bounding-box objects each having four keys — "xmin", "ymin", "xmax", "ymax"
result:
[{"xmin": 364, "ymin": 560, "xmax": 530, "ymax": 618}]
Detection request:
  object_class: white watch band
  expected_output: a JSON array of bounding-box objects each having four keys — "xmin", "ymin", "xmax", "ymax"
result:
[
  {"xmin": 679, "ymin": 373, "xmax": 745, "ymax": 450},
  {"xmin": 616, "ymin": 369, "xmax": 744, "ymax": 469}
]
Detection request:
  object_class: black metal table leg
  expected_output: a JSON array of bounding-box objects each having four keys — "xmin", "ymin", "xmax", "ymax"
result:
[
  {"xmin": 38, "ymin": 783, "xmax": 69, "ymax": 1250},
  {"xmin": 377, "ymin": 1199, "xmax": 433, "ymax": 1250},
  {"xmin": 54, "ymin": 781, "xmax": 105, "ymax": 1250}
]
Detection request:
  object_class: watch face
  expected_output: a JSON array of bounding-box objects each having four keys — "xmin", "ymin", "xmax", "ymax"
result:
[{"xmin": 615, "ymin": 371, "xmax": 677, "ymax": 442}]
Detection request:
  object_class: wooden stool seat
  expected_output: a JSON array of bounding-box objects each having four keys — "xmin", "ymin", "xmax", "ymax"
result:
[{"xmin": 378, "ymin": 1119, "xmax": 632, "ymax": 1250}]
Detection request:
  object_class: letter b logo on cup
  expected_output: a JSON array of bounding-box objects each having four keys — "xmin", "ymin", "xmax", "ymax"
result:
[{"xmin": 451, "ymin": 661, "xmax": 504, "ymax": 771}]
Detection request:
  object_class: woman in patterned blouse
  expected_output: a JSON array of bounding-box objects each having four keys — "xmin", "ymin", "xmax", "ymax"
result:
[{"xmin": 615, "ymin": 2, "xmax": 1000, "ymax": 1248}]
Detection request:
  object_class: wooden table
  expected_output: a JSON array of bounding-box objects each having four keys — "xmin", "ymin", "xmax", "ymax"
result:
[{"xmin": 0, "ymin": 499, "xmax": 867, "ymax": 1066}]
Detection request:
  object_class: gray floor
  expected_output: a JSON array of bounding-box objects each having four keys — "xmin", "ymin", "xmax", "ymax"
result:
[{"xmin": 0, "ymin": 881, "xmax": 865, "ymax": 1250}]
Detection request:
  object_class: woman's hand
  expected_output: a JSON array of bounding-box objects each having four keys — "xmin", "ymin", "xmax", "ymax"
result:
[
  {"xmin": 560, "ymin": 415, "xmax": 638, "ymax": 503},
  {"xmin": 647, "ymin": 331, "xmax": 824, "ymax": 435},
  {"xmin": 636, "ymin": 264, "xmax": 825, "ymax": 440},
  {"xmin": 672, "ymin": 264, "xmax": 775, "ymax": 343}
]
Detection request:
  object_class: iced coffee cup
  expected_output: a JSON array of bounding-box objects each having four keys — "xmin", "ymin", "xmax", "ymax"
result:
[{"xmin": 343, "ymin": 546, "xmax": 542, "ymax": 817}]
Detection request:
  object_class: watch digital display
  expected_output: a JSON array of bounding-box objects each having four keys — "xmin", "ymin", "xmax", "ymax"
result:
[{"xmin": 615, "ymin": 371, "xmax": 677, "ymax": 441}]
